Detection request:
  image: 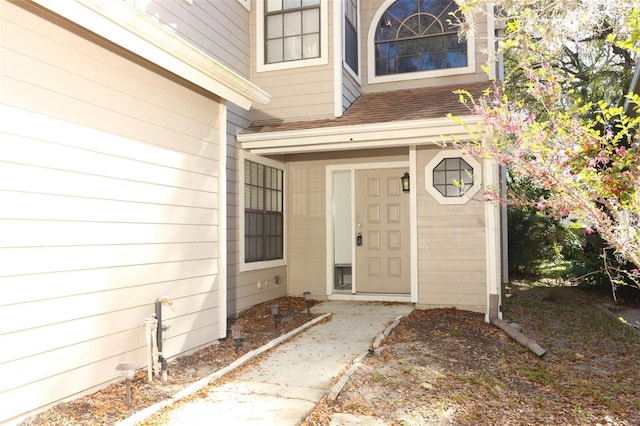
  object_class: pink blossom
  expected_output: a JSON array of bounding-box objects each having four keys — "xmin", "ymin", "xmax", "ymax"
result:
[{"xmin": 585, "ymin": 227, "xmax": 595, "ymax": 235}]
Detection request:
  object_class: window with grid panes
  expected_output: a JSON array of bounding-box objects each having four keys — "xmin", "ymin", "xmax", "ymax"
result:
[
  {"xmin": 374, "ymin": 0, "xmax": 467, "ymax": 76},
  {"xmin": 265, "ymin": 0, "xmax": 321, "ymax": 64},
  {"xmin": 432, "ymin": 157, "xmax": 474, "ymax": 197},
  {"xmin": 244, "ymin": 159, "xmax": 284, "ymax": 262}
]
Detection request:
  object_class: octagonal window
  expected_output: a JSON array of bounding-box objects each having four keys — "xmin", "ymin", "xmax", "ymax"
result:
[{"xmin": 433, "ymin": 157, "xmax": 474, "ymax": 197}]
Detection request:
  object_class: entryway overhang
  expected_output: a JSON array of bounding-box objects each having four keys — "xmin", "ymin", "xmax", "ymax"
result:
[{"xmin": 237, "ymin": 115, "xmax": 481, "ymax": 155}]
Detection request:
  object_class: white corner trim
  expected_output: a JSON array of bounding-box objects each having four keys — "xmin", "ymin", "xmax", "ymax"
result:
[
  {"xmin": 32, "ymin": 0, "xmax": 269, "ymax": 110},
  {"xmin": 218, "ymin": 103, "xmax": 228, "ymax": 338},
  {"xmin": 483, "ymin": 157, "xmax": 502, "ymax": 320},
  {"xmin": 424, "ymin": 150, "xmax": 482, "ymax": 205},
  {"xmin": 333, "ymin": 0, "xmax": 343, "ymax": 118},
  {"xmin": 486, "ymin": 2, "xmax": 496, "ymax": 80},
  {"xmin": 256, "ymin": 0, "xmax": 329, "ymax": 73},
  {"xmin": 409, "ymin": 146, "xmax": 418, "ymax": 303}
]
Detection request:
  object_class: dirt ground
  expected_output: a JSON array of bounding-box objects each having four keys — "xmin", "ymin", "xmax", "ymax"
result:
[
  {"xmin": 20, "ymin": 283, "xmax": 640, "ymax": 426},
  {"xmin": 303, "ymin": 282, "xmax": 640, "ymax": 426}
]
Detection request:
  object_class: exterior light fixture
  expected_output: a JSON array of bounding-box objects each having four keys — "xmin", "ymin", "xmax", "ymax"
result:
[
  {"xmin": 401, "ymin": 172, "xmax": 410, "ymax": 192},
  {"xmin": 303, "ymin": 291, "xmax": 312, "ymax": 315},
  {"xmin": 270, "ymin": 303, "xmax": 281, "ymax": 333},
  {"xmin": 230, "ymin": 324, "xmax": 244, "ymax": 353},
  {"xmin": 115, "ymin": 362, "xmax": 139, "ymax": 406}
]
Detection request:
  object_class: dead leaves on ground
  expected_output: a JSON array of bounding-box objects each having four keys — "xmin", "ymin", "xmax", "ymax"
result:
[
  {"xmin": 20, "ymin": 297, "xmax": 319, "ymax": 426},
  {"xmin": 304, "ymin": 284, "xmax": 640, "ymax": 426}
]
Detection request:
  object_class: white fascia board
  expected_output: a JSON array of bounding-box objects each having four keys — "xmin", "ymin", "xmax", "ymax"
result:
[
  {"xmin": 238, "ymin": 115, "xmax": 482, "ymax": 155},
  {"xmin": 32, "ymin": 0, "xmax": 270, "ymax": 110}
]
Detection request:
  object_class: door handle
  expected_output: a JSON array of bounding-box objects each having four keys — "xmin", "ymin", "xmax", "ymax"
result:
[{"xmin": 356, "ymin": 232, "xmax": 363, "ymax": 246}]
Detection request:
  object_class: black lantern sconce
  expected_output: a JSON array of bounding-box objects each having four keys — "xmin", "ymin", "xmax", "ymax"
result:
[{"xmin": 401, "ymin": 172, "xmax": 410, "ymax": 192}]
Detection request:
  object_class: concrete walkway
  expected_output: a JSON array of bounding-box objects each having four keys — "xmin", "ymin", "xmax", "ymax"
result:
[{"xmin": 138, "ymin": 301, "xmax": 414, "ymax": 425}]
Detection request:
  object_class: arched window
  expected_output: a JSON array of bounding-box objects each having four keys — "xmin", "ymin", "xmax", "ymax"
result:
[{"xmin": 374, "ymin": 0, "xmax": 467, "ymax": 76}]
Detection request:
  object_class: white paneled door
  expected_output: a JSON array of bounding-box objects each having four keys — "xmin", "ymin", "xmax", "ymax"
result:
[{"xmin": 355, "ymin": 168, "xmax": 410, "ymax": 294}]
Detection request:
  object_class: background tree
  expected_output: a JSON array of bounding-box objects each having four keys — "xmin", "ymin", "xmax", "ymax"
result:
[{"xmin": 452, "ymin": 0, "xmax": 640, "ymax": 296}]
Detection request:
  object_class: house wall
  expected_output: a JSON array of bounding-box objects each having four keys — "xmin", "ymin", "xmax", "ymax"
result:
[
  {"xmin": 250, "ymin": 0, "xmax": 336, "ymax": 124},
  {"xmin": 0, "ymin": 1, "xmax": 226, "ymax": 422},
  {"xmin": 135, "ymin": 0, "xmax": 287, "ymax": 316},
  {"xmin": 285, "ymin": 149, "xmax": 408, "ymax": 297},
  {"xmin": 361, "ymin": 0, "xmax": 490, "ymax": 92},
  {"xmin": 342, "ymin": 67, "xmax": 363, "ymax": 113},
  {"xmin": 226, "ymin": 125, "xmax": 288, "ymax": 316},
  {"xmin": 415, "ymin": 147, "xmax": 487, "ymax": 312}
]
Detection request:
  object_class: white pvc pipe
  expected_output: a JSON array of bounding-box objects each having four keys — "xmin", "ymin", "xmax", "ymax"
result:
[{"xmin": 144, "ymin": 315, "xmax": 157, "ymax": 383}]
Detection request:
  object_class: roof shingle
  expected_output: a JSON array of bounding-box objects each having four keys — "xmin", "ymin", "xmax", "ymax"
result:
[{"xmin": 242, "ymin": 81, "xmax": 493, "ymax": 134}]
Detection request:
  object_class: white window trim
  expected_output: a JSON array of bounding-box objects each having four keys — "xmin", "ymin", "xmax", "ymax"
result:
[
  {"xmin": 239, "ymin": 150, "xmax": 287, "ymax": 272},
  {"xmin": 342, "ymin": 0, "xmax": 361, "ymax": 82},
  {"xmin": 366, "ymin": 0, "xmax": 476, "ymax": 84},
  {"xmin": 425, "ymin": 150, "xmax": 482, "ymax": 205},
  {"xmin": 256, "ymin": 0, "xmax": 329, "ymax": 73}
]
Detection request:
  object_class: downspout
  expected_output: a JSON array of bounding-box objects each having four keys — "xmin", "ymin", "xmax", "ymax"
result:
[{"xmin": 489, "ymin": 294, "xmax": 547, "ymax": 357}]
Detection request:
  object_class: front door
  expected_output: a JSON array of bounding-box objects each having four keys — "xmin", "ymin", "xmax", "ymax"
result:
[{"xmin": 355, "ymin": 168, "xmax": 410, "ymax": 294}]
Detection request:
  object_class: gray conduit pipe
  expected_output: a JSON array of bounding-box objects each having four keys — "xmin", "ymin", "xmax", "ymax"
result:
[{"xmin": 489, "ymin": 295, "xmax": 547, "ymax": 357}]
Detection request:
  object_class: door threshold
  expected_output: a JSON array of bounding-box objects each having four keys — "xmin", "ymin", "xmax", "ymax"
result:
[{"xmin": 329, "ymin": 293, "xmax": 412, "ymax": 303}]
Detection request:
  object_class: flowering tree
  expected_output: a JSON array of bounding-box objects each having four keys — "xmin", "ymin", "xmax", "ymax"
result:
[{"xmin": 451, "ymin": 0, "xmax": 640, "ymax": 293}]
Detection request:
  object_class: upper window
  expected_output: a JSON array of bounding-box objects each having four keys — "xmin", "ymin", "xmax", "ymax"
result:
[
  {"xmin": 375, "ymin": 0, "xmax": 466, "ymax": 76},
  {"xmin": 368, "ymin": 0, "xmax": 474, "ymax": 83},
  {"xmin": 244, "ymin": 159, "xmax": 284, "ymax": 265},
  {"xmin": 344, "ymin": 0, "xmax": 359, "ymax": 74},
  {"xmin": 264, "ymin": 0, "xmax": 320, "ymax": 64},
  {"xmin": 257, "ymin": 0, "xmax": 328, "ymax": 72}
]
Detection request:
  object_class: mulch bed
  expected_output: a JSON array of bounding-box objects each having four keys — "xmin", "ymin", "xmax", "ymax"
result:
[{"xmin": 19, "ymin": 296, "xmax": 319, "ymax": 426}]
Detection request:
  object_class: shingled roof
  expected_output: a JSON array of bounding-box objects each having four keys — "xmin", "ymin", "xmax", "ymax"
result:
[{"xmin": 242, "ymin": 80, "xmax": 494, "ymax": 134}]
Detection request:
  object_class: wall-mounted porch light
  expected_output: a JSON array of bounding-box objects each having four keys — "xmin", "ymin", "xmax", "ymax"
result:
[
  {"xmin": 401, "ymin": 172, "xmax": 410, "ymax": 192},
  {"xmin": 115, "ymin": 362, "xmax": 139, "ymax": 406}
]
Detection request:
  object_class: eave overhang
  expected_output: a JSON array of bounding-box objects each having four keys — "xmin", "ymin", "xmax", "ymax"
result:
[
  {"xmin": 31, "ymin": 0, "xmax": 270, "ymax": 110},
  {"xmin": 237, "ymin": 115, "xmax": 482, "ymax": 155}
]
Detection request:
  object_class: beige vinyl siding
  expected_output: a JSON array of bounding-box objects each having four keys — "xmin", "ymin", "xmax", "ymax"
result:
[
  {"xmin": 226, "ymin": 106, "xmax": 288, "ymax": 316},
  {"xmin": 129, "ymin": 0, "xmax": 285, "ymax": 318},
  {"xmin": 251, "ymin": 69, "xmax": 335, "ymax": 123},
  {"xmin": 416, "ymin": 147, "xmax": 487, "ymax": 312},
  {"xmin": 250, "ymin": 2, "xmax": 336, "ymax": 124},
  {"xmin": 361, "ymin": 0, "xmax": 490, "ymax": 93},
  {"xmin": 287, "ymin": 162, "xmax": 329, "ymax": 296},
  {"xmin": 141, "ymin": 0, "xmax": 251, "ymax": 77},
  {"xmin": 0, "ymin": 2, "xmax": 223, "ymax": 422},
  {"xmin": 342, "ymin": 67, "xmax": 362, "ymax": 112}
]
